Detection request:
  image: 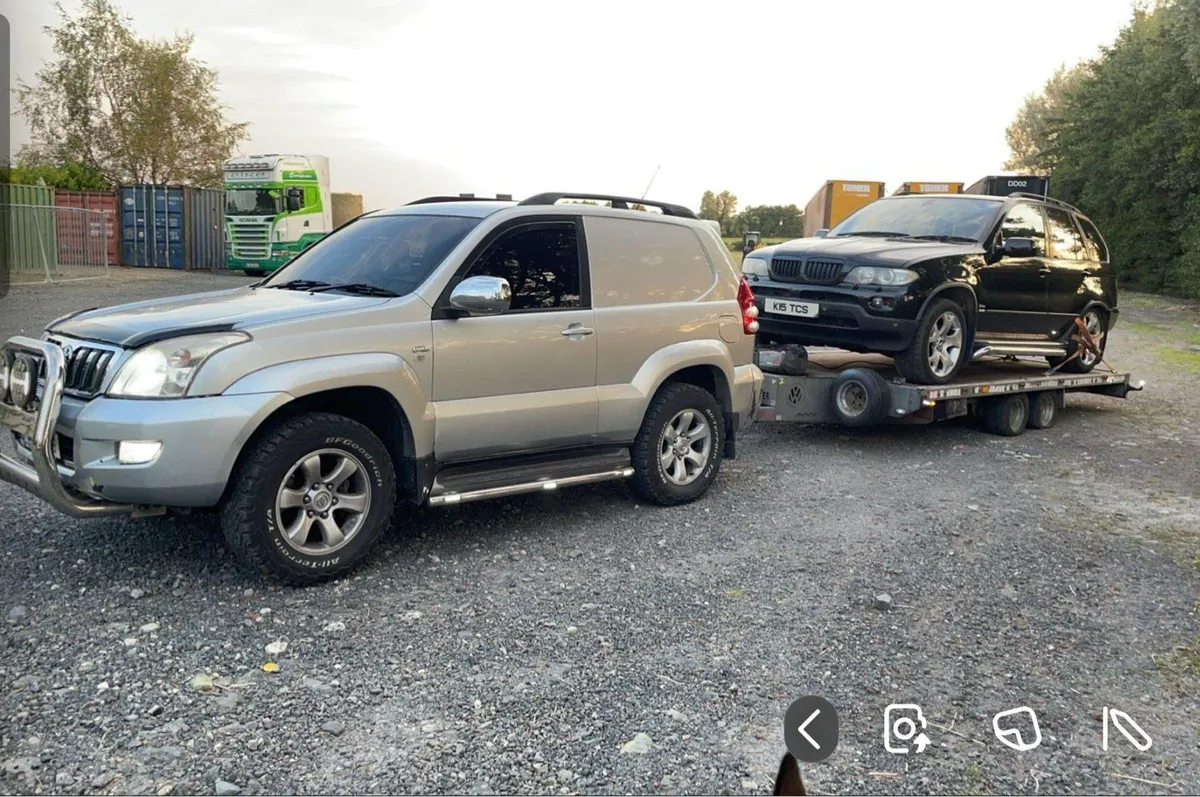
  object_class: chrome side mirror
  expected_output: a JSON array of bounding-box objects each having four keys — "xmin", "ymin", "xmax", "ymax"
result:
[{"xmin": 449, "ymin": 275, "xmax": 512, "ymax": 315}]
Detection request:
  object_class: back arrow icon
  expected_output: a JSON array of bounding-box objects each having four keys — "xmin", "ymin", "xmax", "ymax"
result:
[{"xmin": 798, "ymin": 708, "xmax": 822, "ymax": 749}]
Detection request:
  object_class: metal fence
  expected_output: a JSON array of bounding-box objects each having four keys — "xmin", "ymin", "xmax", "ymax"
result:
[{"xmin": 1, "ymin": 203, "xmax": 112, "ymax": 284}]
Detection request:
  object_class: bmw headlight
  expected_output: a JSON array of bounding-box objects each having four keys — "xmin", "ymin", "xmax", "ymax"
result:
[
  {"xmin": 108, "ymin": 332, "xmax": 250, "ymax": 398},
  {"xmin": 844, "ymin": 266, "xmax": 920, "ymax": 286},
  {"xmin": 742, "ymin": 255, "xmax": 769, "ymax": 277}
]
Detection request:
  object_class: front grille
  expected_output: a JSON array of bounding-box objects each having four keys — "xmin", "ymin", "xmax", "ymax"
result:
[
  {"xmin": 769, "ymin": 258, "xmax": 805, "ymax": 282},
  {"xmin": 768, "ymin": 257, "xmax": 845, "ymax": 285},
  {"xmin": 229, "ymin": 222, "xmax": 272, "ymax": 258},
  {"xmin": 63, "ymin": 345, "xmax": 115, "ymax": 395},
  {"xmin": 803, "ymin": 259, "xmax": 843, "ymax": 284}
]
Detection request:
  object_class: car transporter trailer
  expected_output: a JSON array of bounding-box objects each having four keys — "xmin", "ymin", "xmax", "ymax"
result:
[{"xmin": 753, "ymin": 345, "xmax": 1143, "ymax": 436}]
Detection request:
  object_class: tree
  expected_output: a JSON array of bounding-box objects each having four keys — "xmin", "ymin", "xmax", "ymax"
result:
[
  {"xmin": 1003, "ymin": 64, "xmax": 1085, "ymax": 173},
  {"xmin": 15, "ymin": 0, "xmax": 248, "ymax": 187},
  {"xmin": 736, "ymin": 204, "xmax": 805, "ymax": 238},
  {"xmin": 699, "ymin": 190, "xmax": 738, "ymax": 234},
  {"xmin": 0, "ymin": 160, "xmax": 110, "ymax": 191}
]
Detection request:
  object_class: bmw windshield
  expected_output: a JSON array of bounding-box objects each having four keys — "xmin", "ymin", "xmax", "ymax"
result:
[
  {"xmin": 262, "ymin": 213, "xmax": 481, "ymax": 297},
  {"xmin": 830, "ymin": 196, "xmax": 1003, "ymax": 242}
]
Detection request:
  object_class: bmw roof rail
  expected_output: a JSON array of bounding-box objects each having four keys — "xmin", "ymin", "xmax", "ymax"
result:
[
  {"xmin": 518, "ymin": 192, "xmax": 699, "ymax": 219},
  {"xmin": 1008, "ymin": 191, "xmax": 1085, "ymax": 215}
]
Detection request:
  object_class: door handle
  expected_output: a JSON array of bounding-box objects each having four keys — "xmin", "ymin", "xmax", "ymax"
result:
[
  {"xmin": 561, "ymin": 324, "xmax": 594, "ymax": 337},
  {"xmin": 1038, "ymin": 267, "xmax": 1051, "ymax": 277},
  {"xmin": 1081, "ymin": 270, "xmax": 1092, "ymax": 277}
]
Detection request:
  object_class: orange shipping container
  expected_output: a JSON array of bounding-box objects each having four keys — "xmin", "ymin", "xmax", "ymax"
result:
[
  {"xmin": 55, "ymin": 190, "xmax": 119, "ymax": 267},
  {"xmin": 893, "ymin": 182, "xmax": 964, "ymax": 195},
  {"xmin": 803, "ymin": 180, "xmax": 885, "ymax": 237}
]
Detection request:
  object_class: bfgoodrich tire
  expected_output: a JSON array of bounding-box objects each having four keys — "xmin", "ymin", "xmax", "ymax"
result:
[
  {"xmin": 894, "ymin": 298, "xmax": 969, "ymax": 385},
  {"xmin": 631, "ymin": 383, "xmax": 724, "ymax": 507},
  {"xmin": 220, "ymin": 412, "xmax": 396, "ymax": 585}
]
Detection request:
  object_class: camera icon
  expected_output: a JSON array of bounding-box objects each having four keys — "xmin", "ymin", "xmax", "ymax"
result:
[{"xmin": 884, "ymin": 703, "xmax": 932, "ymax": 754}]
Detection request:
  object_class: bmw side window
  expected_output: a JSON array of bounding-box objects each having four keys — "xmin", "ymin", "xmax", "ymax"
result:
[
  {"xmin": 999, "ymin": 203, "xmax": 1047, "ymax": 255},
  {"xmin": 465, "ymin": 222, "xmax": 583, "ymax": 311},
  {"xmin": 1077, "ymin": 215, "xmax": 1109, "ymax": 263},
  {"xmin": 1045, "ymin": 207, "xmax": 1085, "ymax": 260}
]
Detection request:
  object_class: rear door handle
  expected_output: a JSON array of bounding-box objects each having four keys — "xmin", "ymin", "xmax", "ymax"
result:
[
  {"xmin": 561, "ymin": 324, "xmax": 594, "ymax": 337},
  {"xmin": 1038, "ymin": 267, "xmax": 1052, "ymax": 276}
]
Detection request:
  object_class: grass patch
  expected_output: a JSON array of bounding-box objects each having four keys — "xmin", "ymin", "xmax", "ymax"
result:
[
  {"xmin": 1156, "ymin": 601, "xmax": 1200, "ymax": 698},
  {"xmin": 1158, "ymin": 346, "xmax": 1200, "ymax": 374},
  {"xmin": 964, "ymin": 764, "xmax": 983, "ymax": 785},
  {"xmin": 1124, "ymin": 321, "xmax": 1159, "ymax": 334}
]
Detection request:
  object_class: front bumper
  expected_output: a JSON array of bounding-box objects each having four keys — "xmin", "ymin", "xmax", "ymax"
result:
[
  {"xmin": 1, "ymin": 338, "xmax": 290, "ymax": 515},
  {"xmin": 749, "ymin": 278, "xmax": 920, "ymax": 353}
]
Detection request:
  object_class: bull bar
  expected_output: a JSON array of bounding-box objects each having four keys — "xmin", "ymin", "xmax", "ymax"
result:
[{"xmin": 0, "ymin": 337, "xmax": 131, "ymax": 517}]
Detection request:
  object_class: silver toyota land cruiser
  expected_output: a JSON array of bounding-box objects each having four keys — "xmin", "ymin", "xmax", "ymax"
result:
[{"xmin": 0, "ymin": 192, "xmax": 764, "ymax": 583}]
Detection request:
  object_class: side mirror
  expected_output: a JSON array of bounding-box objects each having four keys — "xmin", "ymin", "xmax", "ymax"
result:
[
  {"xmin": 286, "ymin": 188, "xmax": 303, "ymax": 212},
  {"xmin": 1002, "ymin": 237, "xmax": 1037, "ymax": 258},
  {"xmin": 814, "ymin": 229, "xmax": 829, "ymax": 238},
  {"xmin": 449, "ymin": 275, "xmax": 511, "ymax": 316}
]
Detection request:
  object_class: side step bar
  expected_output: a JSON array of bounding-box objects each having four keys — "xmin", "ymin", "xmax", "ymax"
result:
[
  {"xmin": 973, "ymin": 341, "xmax": 1067, "ymax": 359},
  {"xmin": 428, "ymin": 467, "xmax": 635, "ymax": 506},
  {"xmin": 428, "ymin": 446, "xmax": 635, "ymax": 507}
]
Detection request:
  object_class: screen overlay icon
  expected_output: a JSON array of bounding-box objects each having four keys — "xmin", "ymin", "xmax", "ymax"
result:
[
  {"xmin": 993, "ymin": 706, "xmax": 1042, "ymax": 752},
  {"xmin": 884, "ymin": 704, "xmax": 931, "ymax": 754}
]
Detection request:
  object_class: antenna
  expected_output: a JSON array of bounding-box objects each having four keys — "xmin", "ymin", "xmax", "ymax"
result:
[{"xmin": 640, "ymin": 164, "xmax": 661, "ymax": 200}]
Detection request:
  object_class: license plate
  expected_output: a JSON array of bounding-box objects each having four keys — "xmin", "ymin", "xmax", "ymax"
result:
[{"xmin": 765, "ymin": 298, "xmax": 820, "ymax": 318}]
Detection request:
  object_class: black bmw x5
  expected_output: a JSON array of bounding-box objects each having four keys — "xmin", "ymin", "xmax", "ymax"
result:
[{"xmin": 744, "ymin": 193, "xmax": 1119, "ymax": 384}]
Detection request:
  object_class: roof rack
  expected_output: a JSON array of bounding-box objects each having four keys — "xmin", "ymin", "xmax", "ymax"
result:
[
  {"xmin": 406, "ymin": 194, "xmax": 515, "ymax": 206},
  {"xmin": 1008, "ymin": 191, "xmax": 1085, "ymax": 215},
  {"xmin": 518, "ymin": 192, "xmax": 699, "ymax": 220}
]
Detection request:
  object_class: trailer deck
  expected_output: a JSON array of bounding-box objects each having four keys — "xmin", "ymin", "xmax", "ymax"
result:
[{"xmin": 755, "ymin": 347, "xmax": 1143, "ymax": 435}]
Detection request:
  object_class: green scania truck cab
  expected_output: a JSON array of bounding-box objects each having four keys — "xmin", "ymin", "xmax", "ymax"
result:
[{"xmin": 223, "ymin": 154, "xmax": 332, "ymax": 275}]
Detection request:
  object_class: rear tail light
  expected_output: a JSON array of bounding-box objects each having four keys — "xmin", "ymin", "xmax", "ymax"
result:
[{"xmin": 737, "ymin": 276, "xmax": 760, "ymax": 335}]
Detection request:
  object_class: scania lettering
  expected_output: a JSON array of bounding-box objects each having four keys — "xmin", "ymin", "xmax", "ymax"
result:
[{"xmin": 223, "ymin": 153, "xmax": 333, "ymax": 276}]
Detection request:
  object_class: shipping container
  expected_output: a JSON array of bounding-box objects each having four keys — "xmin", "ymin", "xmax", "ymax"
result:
[
  {"xmin": 119, "ymin": 185, "xmax": 225, "ymax": 269},
  {"xmin": 55, "ymin": 190, "xmax": 118, "ymax": 267},
  {"xmin": 331, "ymin": 192, "xmax": 365, "ymax": 228},
  {"xmin": 893, "ymin": 182, "xmax": 965, "ymax": 196},
  {"xmin": 803, "ymin": 180, "xmax": 886, "ymax": 237},
  {"xmin": 964, "ymin": 175, "xmax": 1049, "ymax": 198},
  {"xmin": 0, "ymin": 183, "xmax": 58, "ymax": 276}
]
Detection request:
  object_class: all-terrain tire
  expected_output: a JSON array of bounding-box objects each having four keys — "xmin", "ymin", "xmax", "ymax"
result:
[
  {"xmin": 220, "ymin": 412, "xmax": 396, "ymax": 585},
  {"xmin": 1048, "ymin": 308, "xmax": 1108, "ymax": 374},
  {"xmin": 894, "ymin": 297, "xmax": 969, "ymax": 385},
  {"xmin": 631, "ymin": 383, "xmax": 724, "ymax": 507}
]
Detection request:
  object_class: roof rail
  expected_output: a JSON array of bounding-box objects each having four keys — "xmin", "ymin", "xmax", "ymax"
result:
[
  {"xmin": 405, "ymin": 195, "xmax": 515, "ymax": 206},
  {"xmin": 1008, "ymin": 191, "xmax": 1085, "ymax": 215},
  {"xmin": 519, "ymin": 192, "xmax": 699, "ymax": 219}
]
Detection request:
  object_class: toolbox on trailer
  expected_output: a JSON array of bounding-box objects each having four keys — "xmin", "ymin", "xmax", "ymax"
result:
[{"xmin": 754, "ymin": 346, "xmax": 1143, "ymax": 436}]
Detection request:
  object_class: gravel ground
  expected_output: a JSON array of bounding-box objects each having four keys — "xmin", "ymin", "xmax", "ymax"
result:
[{"xmin": 1, "ymin": 272, "xmax": 1199, "ymax": 796}]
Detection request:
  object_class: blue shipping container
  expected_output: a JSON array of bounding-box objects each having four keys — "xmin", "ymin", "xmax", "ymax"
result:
[{"xmin": 119, "ymin": 185, "xmax": 226, "ymax": 269}]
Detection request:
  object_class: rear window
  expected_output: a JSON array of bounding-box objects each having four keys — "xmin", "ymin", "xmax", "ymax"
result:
[
  {"xmin": 1076, "ymin": 215, "xmax": 1110, "ymax": 262},
  {"xmin": 263, "ymin": 213, "xmax": 481, "ymax": 295},
  {"xmin": 584, "ymin": 216, "xmax": 716, "ymax": 307}
]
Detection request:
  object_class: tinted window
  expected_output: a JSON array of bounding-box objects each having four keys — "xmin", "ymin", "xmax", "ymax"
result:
[
  {"xmin": 1076, "ymin": 215, "xmax": 1109, "ymax": 262},
  {"xmin": 831, "ymin": 196, "xmax": 1001, "ymax": 241},
  {"xmin": 999, "ymin": 203, "xmax": 1047, "ymax": 255},
  {"xmin": 264, "ymin": 213, "xmax": 481, "ymax": 295},
  {"xmin": 1046, "ymin": 207, "xmax": 1085, "ymax": 260},
  {"xmin": 584, "ymin": 216, "xmax": 715, "ymax": 307},
  {"xmin": 465, "ymin": 222, "xmax": 582, "ymax": 311}
]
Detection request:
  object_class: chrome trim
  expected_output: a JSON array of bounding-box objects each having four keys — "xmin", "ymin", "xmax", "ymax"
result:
[{"xmin": 0, "ymin": 337, "xmax": 132, "ymax": 517}]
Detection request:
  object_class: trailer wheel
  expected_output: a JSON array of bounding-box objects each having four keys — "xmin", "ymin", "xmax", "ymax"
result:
[
  {"xmin": 1027, "ymin": 391, "xmax": 1058, "ymax": 429},
  {"xmin": 984, "ymin": 394, "xmax": 1029, "ymax": 437},
  {"xmin": 829, "ymin": 368, "xmax": 890, "ymax": 428}
]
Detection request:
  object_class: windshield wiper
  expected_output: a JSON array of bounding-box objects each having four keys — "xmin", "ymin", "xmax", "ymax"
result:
[
  {"xmin": 909, "ymin": 234, "xmax": 979, "ymax": 244},
  {"xmin": 307, "ymin": 282, "xmax": 401, "ymax": 297},
  {"xmin": 266, "ymin": 279, "xmax": 332, "ymax": 290},
  {"xmin": 841, "ymin": 231, "xmax": 912, "ymax": 238}
]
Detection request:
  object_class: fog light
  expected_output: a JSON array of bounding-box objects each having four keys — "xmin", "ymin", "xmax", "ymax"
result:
[
  {"xmin": 0, "ymin": 355, "xmax": 9, "ymax": 402},
  {"xmin": 9, "ymin": 355, "xmax": 34, "ymax": 409},
  {"xmin": 118, "ymin": 440, "xmax": 163, "ymax": 465}
]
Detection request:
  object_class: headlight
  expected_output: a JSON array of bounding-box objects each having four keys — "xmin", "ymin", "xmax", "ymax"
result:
[
  {"xmin": 108, "ymin": 332, "xmax": 250, "ymax": 398},
  {"xmin": 9, "ymin": 355, "xmax": 35, "ymax": 409},
  {"xmin": 742, "ymin": 256, "xmax": 769, "ymax": 277},
  {"xmin": 844, "ymin": 266, "xmax": 919, "ymax": 286}
]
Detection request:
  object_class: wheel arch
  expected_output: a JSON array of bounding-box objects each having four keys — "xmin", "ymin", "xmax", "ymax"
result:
[{"xmin": 919, "ymin": 283, "xmax": 979, "ymax": 348}]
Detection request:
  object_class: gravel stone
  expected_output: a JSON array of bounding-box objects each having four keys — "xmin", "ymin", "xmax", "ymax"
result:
[
  {"xmin": 214, "ymin": 778, "xmax": 241, "ymax": 796},
  {"xmin": 620, "ymin": 733, "xmax": 653, "ymax": 754},
  {"xmin": 6, "ymin": 605, "xmax": 28, "ymax": 623},
  {"xmin": 872, "ymin": 592, "xmax": 894, "ymax": 611},
  {"xmin": 320, "ymin": 720, "xmax": 345, "ymax": 736}
]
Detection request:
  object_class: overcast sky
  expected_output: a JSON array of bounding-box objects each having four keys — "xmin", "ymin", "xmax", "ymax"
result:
[{"xmin": 7, "ymin": 0, "xmax": 1139, "ymax": 212}]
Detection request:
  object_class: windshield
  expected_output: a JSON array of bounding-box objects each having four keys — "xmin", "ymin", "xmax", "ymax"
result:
[
  {"xmin": 262, "ymin": 213, "xmax": 482, "ymax": 296},
  {"xmin": 830, "ymin": 196, "xmax": 1002, "ymax": 241},
  {"xmin": 226, "ymin": 188, "xmax": 282, "ymax": 216}
]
